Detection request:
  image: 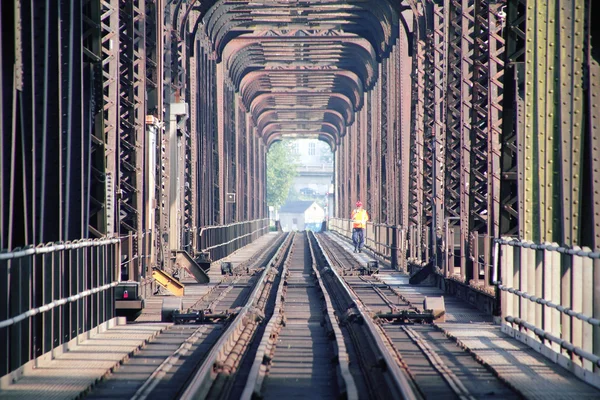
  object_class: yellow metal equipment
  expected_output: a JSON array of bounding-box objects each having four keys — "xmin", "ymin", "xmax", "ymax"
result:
[{"xmin": 152, "ymin": 268, "xmax": 185, "ymax": 296}]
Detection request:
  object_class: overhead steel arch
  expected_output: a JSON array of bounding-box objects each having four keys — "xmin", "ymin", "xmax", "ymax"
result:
[
  {"xmin": 261, "ymin": 121, "xmax": 341, "ymax": 141},
  {"xmin": 264, "ymin": 129, "xmax": 340, "ymax": 151},
  {"xmin": 239, "ymin": 71, "xmax": 364, "ymax": 117},
  {"xmin": 202, "ymin": 0, "xmax": 400, "ymax": 62},
  {"xmin": 256, "ymin": 109, "xmax": 346, "ymax": 136},
  {"xmin": 266, "ymin": 132, "xmax": 337, "ymax": 152},
  {"xmin": 249, "ymin": 92, "xmax": 356, "ymax": 127},
  {"xmin": 222, "ymin": 36, "xmax": 379, "ymax": 90},
  {"xmin": 225, "ymin": 44, "xmax": 377, "ymax": 92}
]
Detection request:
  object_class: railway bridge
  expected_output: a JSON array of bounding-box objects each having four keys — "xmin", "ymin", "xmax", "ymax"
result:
[{"xmin": 1, "ymin": 0, "xmax": 600, "ymax": 398}]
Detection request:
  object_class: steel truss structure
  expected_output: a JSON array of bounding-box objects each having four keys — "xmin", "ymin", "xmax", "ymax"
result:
[
  {"xmin": 335, "ymin": 0, "xmax": 598, "ymax": 286},
  {"xmin": 0, "ymin": 0, "xmax": 268, "ymax": 376},
  {"xmin": 0, "ymin": 0, "xmax": 598, "ymax": 379}
]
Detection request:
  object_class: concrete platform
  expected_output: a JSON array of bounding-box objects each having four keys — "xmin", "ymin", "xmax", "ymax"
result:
[
  {"xmin": 325, "ymin": 232, "xmax": 600, "ymax": 399},
  {"xmin": 136, "ymin": 232, "xmax": 282, "ymax": 322},
  {"xmin": 0, "ymin": 318, "xmax": 168, "ymax": 400}
]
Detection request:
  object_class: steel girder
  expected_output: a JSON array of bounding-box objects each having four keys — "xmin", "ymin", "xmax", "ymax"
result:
[
  {"xmin": 199, "ymin": 0, "xmax": 402, "ymax": 154},
  {"xmin": 118, "ymin": 0, "xmax": 145, "ymax": 278},
  {"xmin": 184, "ymin": 8, "xmax": 200, "ymax": 251},
  {"xmin": 403, "ymin": 0, "xmax": 508, "ymax": 279},
  {"xmin": 409, "ymin": 10, "xmax": 426, "ymax": 259},
  {"xmin": 0, "ymin": 0, "xmax": 97, "ymax": 248},
  {"xmin": 500, "ymin": 0, "xmax": 524, "ymax": 237},
  {"xmin": 512, "ymin": 0, "xmax": 595, "ymax": 248},
  {"xmin": 585, "ymin": 1, "xmax": 600, "ymax": 252},
  {"xmin": 0, "ymin": 0, "xmax": 121, "ymax": 376}
]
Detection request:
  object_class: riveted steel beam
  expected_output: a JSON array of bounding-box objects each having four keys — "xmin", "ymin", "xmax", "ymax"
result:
[
  {"xmin": 409, "ymin": 6, "xmax": 427, "ymax": 259},
  {"xmin": 488, "ymin": 3, "xmax": 505, "ymax": 240},
  {"xmin": 118, "ymin": 0, "xmax": 145, "ymax": 277},
  {"xmin": 583, "ymin": 0, "xmax": 600, "ymax": 252},
  {"xmin": 500, "ymin": 0, "xmax": 525, "ymax": 237}
]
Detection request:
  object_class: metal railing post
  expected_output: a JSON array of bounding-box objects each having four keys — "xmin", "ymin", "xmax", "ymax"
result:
[{"xmin": 391, "ymin": 226, "xmax": 398, "ymax": 271}]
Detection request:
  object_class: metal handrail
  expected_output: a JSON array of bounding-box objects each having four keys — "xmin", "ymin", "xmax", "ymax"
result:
[
  {"xmin": 494, "ymin": 238, "xmax": 600, "ymax": 259},
  {"xmin": 0, "ymin": 281, "xmax": 119, "ymax": 329},
  {"xmin": 202, "ymin": 224, "xmax": 268, "ymax": 252},
  {"xmin": 0, "ymin": 237, "xmax": 120, "ymax": 260},
  {"xmin": 497, "ymin": 284, "xmax": 600, "ymax": 327},
  {"xmin": 505, "ymin": 316, "xmax": 600, "ymax": 367},
  {"xmin": 197, "ymin": 218, "xmax": 269, "ymax": 237}
]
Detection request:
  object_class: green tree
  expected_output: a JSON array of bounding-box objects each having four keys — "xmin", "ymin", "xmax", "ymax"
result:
[{"xmin": 267, "ymin": 140, "xmax": 298, "ymax": 208}]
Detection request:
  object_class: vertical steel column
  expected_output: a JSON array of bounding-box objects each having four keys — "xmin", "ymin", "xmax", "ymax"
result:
[
  {"xmin": 409, "ymin": 9, "xmax": 426, "ymax": 261},
  {"xmin": 144, "ymin": 0, "xmax": 163, "ymax": 270},
  {"xmin": 159, "ymin": 3, "xmax": 172, "ymax": 267},
  {"xmin": 422, "ymin": 4, "xmax": 437, "ymax": 261},
  {"xmin": 118, "ymin": 0, "xmax": 145, "ymax": 277},
  {"xmin": 366, "ymin": 90, "xmax": 373, "ymax": 214},
  {"xmin": 557, "ymin": 0, "xmax": 585, "ymax": 246},
  {"xmin": 444, "ymin": 0, "xmax": 463, "ymax": 267},
  {"xmin": 488, "ymin": 4, "xmax": 505, "ymax": 240},
  {"xmin": 185, "ymin": 10, "xmax": 199, "ymax": 252},
  {"xmin": 500, "ymin": 0, "xmax": 525, "ymax": 237},
  {"xmin": 432, "ymin": 0, "xmax": 448, "ymax": 260},
  {"xmin": 398, "ymin": 10, "xmax": 413, "ymax": 230},
  {"xmin": 459, "ymin": 0, "xmax": 474, "ymax": 281},
  {"xmin": 84, "ymin": 0, "xmax": 108, "ymax": 238},
  {"xmin": 381, "ymin": 59, "xmax": 389, "ymax": 223},
  {"xmin": 389, "ymin": 42, "xmax": 400, "ymax": 225},
  {"xmin": 468, "ymin": 0, "xmax": 491, "ymax": 238},
  {"xmin": 584, "ymin": 1, "xmax": 600, "ymax": 373}
]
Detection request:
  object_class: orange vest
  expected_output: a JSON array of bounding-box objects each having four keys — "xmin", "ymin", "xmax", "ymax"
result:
[{"xmin": 351, "ymin": 208, "xmax": 369, "ymax": 229}]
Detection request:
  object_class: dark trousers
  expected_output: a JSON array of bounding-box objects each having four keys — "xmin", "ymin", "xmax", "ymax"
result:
[{"xmin": 352, "ymin": 228, "xmax": 364, "ymax": 250}]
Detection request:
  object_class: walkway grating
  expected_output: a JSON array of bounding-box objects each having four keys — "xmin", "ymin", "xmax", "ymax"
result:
[{"xmin": 0, "ymin": 319, "xmax": 168, "ymax": 400}]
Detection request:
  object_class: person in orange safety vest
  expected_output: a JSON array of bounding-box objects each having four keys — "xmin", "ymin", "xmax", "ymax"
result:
[{"xmin": 351, "ymin": 201, "xmax": 369, "ymax": 253}]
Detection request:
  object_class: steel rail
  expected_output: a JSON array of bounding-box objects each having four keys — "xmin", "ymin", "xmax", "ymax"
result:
[
  {"xmin": 239, "ymin": 233, "xmax": 360, "ymax": 400},
  {"xmin": 179, "ymin": 232, "xmax": 292, "ymax": 400},
  {"xmin": 402, "ymin": 326, "xmax": 476, "ymax": 400},
  {"xmin": 131, "ymin": 326, "xmax": 210, "ymax": 400},
  {"xmin": 239, "ymin": 235, "xmax": 294, "ymax": 400},
  {"xmin": 312, "ymin": 233, "xmax": 420, "ymax": 400}
]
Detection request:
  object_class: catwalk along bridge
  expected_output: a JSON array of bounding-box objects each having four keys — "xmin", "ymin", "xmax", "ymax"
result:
[{"xmin": 0, "ymin": 0, "xmax": 599, "ymax": 399}]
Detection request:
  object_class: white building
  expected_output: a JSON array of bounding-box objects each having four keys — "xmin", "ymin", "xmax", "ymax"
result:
[
  {"xmin": 290, "ymin": 139, "xmax": 333, "ymax": 197},
  {"xmin": 279, "ymin": 201, "xmax": 325, "ymax": 232}
]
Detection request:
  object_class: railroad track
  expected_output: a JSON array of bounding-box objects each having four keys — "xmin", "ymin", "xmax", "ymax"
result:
[
  {"xmin": 90, "ymin": 231, "xmax": 490, "ymax": 400},
  {"xmin": 182, "ymin": 231, "xmax": 418, "ymax": 400},
  {"xmin": 86, "ymin": 232, "xmax": 291, "ymax": 400},
  {"xmin": 317, "ymin": 233, "xmax": 521, "ymax": 399},
  {"xmin": 237, "ymin": 232, "xmax": 355, "ymax": 400}
]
